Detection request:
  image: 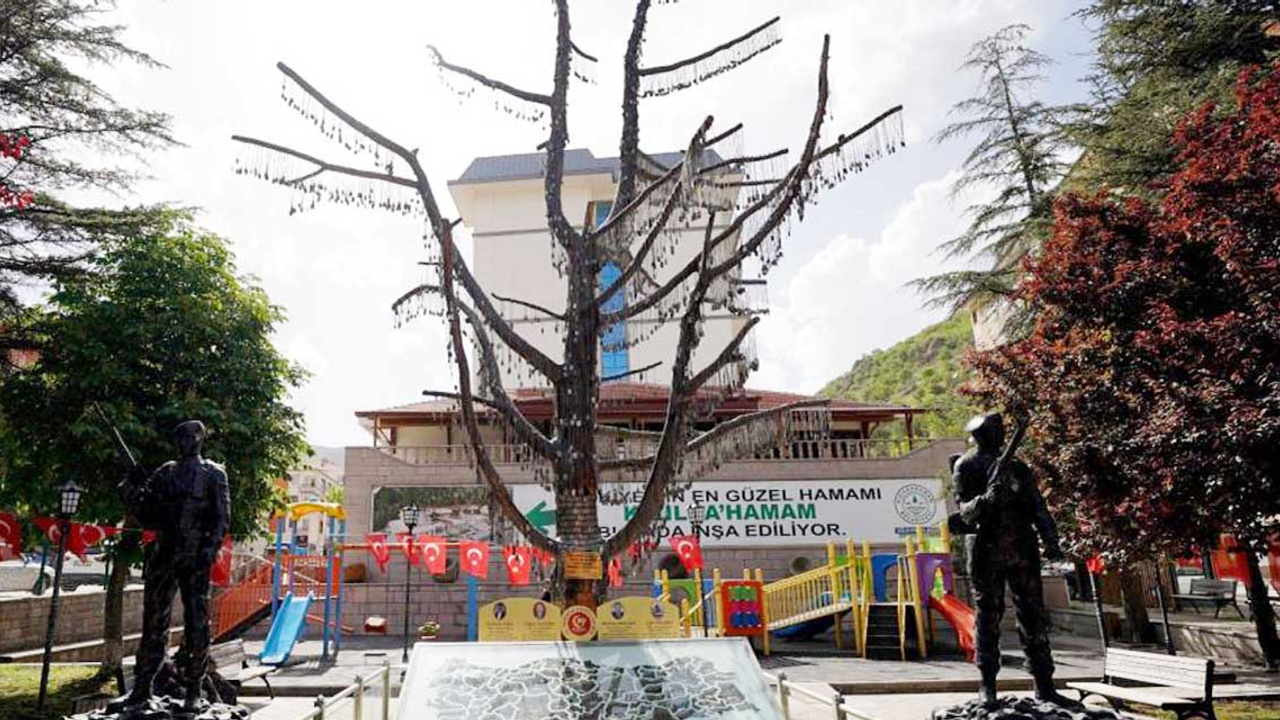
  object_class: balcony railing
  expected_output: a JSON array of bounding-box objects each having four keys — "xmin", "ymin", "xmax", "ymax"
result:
[{"xmin": 376, "ymin": 437, "xmax": 939, "ymax": 466}]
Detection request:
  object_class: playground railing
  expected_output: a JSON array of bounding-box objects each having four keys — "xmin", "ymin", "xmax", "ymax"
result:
[
  {"xmin": 211, "ymin": 556, "xmax": 275, "ymax": 641},
  {"xmin": 295, "ymin": 661, "xmax": 392, "ymax": 720},
  {"xmin": 763, "ymin": 672, "xmax": 882, "ymax": 720},
  {"xmin": 763, "ymin": 542, "xmax": 861, "ymax": 651}
]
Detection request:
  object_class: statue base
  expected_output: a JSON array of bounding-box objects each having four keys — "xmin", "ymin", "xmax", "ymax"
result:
[
  {"xmin": 69, "ymin": 695, "xmax": 249, "ymax": 720},
  {"xmin": 931, "ymin": 696, "xmax": 1123, "ymax": 720}
]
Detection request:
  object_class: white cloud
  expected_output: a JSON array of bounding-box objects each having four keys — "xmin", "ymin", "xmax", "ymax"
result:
[{"xmin": 751, "ymin": 171, "xmax": 969, "ymax": 394}]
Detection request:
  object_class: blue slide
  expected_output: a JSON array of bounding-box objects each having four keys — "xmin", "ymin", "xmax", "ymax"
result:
[{"xmin": 261, "ymin": 592, "xmax": 313, "ymax": 666}]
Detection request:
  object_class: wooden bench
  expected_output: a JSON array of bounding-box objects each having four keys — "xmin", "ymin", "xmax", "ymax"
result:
[
  {"xmin": 1067, "ymin": 647, "xmax": 1216, "ymax": 720},
  {"xmin": 211, "ymin": 639, "xmax": 277, "ymax": 699},
  {"xmin": 1172, "ymin": 578, "xmax": 1244, "ymax": 619}
]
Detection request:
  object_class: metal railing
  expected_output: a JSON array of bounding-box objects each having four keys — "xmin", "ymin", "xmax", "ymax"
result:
[
  {"xmin": 376, "ymin": 437, "xmax": 941, "ymax": 466},
  {"xmin": 298, "ymin": 662, "xmax": 393, "ymax": 720},
  {"xmin": 763, "ymin": 672, "xmax": 881, "ymax": 720}
]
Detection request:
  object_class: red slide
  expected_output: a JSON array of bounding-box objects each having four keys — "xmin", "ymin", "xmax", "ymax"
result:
[{"xmin": 931, "ymin": 593, "xmax": 976, "ymax": 662}]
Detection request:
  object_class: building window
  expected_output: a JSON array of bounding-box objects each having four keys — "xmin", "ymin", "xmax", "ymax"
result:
[{"xmin": 592, "ymin": 201, "xmax": 629, "ymax": 381}]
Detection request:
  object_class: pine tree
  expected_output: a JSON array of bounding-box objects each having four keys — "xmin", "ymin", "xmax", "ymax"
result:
[
  {"xmin": 1069, "ymin": 1, "xmax": 1280, "ymax": 191},
  {"xmin": 0, "ymin": 0, "xmax": 175, "ymax": 339},
  {"xmin": 913, "ymin": 25, "xmax": 1069, "ymax": 321}
]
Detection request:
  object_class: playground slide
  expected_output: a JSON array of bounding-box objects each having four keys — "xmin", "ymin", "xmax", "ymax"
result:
[
  {"xmin": 931, "ymin": 593, "xmax": 976, "ymax": 662},
  {"xmin": 771, "ymin": 591, "xmax": 849, "ymax": 641},
  {"xmin": 261, "ymin": 592, "xmax": 314, "ymax": 666}
]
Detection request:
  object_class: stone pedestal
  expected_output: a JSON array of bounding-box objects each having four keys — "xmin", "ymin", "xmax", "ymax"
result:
[{"xmin": 931, "ymin": 697, "xmax": 1122, "ymax": 720}]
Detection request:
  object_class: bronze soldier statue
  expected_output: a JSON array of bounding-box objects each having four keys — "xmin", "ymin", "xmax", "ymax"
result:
[
  {"xmin": 109, "ymin": 420, "xmax": 229, "ymax": 717},
  {"xmin": 952, "ymin": 412, "xmax": 1070, "ymax": 707}
]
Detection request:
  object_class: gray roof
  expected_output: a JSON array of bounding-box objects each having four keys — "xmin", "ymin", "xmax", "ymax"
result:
[{"xmin": 450, "ymin": 148, "xmax": 720, "ymax": 186}]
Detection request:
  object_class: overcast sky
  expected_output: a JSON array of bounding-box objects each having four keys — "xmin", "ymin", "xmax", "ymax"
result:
[{"xmin": 98, "ymin": 1, "xmax": 1094, "ymax": 447}]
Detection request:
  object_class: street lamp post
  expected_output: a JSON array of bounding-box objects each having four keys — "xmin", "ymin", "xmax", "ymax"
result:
[
  {"xmin": 400, "ymin": 505, "xmax": 420, "ymax": 663},
  {"xmin": 37, "ymin": 480, "xmax": 83, "ymax": 712},
  {"xmin": 688, "ymin": 502, "xmax": 708, "ymax": 637}
]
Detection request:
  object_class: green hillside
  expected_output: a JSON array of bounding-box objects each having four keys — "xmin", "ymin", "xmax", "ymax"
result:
[{"xmin": 820, "ymin": 313, "xmax": 978, "ymax": 439}]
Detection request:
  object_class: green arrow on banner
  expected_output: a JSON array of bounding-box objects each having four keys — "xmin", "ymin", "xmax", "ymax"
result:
[{"xmin": 524, "ymin": 500, "xmax": 556, "ymax": 533}]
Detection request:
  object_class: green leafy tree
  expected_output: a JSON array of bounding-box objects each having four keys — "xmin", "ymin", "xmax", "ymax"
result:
[
  {"xmin": 0, "ymin": 0, "xmax": 176, "ymax": 339},
  {"xmin": 1069, "ymin": 1, "xmax": 1280, "ymax": 191},
  {"xmin": 913, "ymin": 24, "xmax": 1070, "ymax": 317},
  {"xmin": 821, "ymin": 313, "xmax": 978, "ymax": 439},
  {"xmin": 0, "ymin": 214, "xmax": 307, "ymax": 678}
]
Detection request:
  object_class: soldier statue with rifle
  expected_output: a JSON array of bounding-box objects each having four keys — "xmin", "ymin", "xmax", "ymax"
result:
[
  {"xmin": 950, "ymin": 412, "xmax": 1072, "ymax": 708},
  {"xmin": 97, "ymin": 412, "xmax": 233, "ymax": 719}
]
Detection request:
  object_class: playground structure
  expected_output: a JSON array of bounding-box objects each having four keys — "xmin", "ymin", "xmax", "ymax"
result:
[
  {"xmin": 210, "ymin": 504, "xmax": 978, "ymax": 664},
  {"xmin": 653, "ymin": 524, "xmax": 977, "ymax": 661},
  {"xmin": 209, "ymin": 502, "xmax": 350, "ymax": 662}
]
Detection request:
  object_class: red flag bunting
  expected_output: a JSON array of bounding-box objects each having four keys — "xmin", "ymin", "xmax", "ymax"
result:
[
  {"xmin": 417, "ymin": 535, "xmax": 447, "ymax": 574},
  {"xmin": 607, "ymin": 557, "xmax": 623, "ymax": 588},
  {"xmin": 459, "ymin": 541, "xmax": 489, "ymax": 579},
  {"xmin": 532, "ymin": 547, "xmax": 555, "ymax": 571},
  {"xmin": 141, "ymin": 530, "xmax": 157, "ymax": 545},
  {"xmin": 211, "ymin": 536, "xmax": 234, "ymax": 587},
  {"xmin": 397, "ymin": 533, "xmax": 419, "ymax": 565},
  {"xmin": 1085, "ymin": 554, "xmax": 1105, "ymax": 575},
  {"xmin": 669, "ymin": 535, "xmax": 704, "ymax": 572},
  {"xmin": 72, "ymin": 524, "xmax": 118, "ymax": 561},
  {"xmin": 366, "ymin": 533, "xmax": 392, "ymax": 572},
  {"xmin": 0, "ymin": 511, "xmax": 22, "ymax": 559},
  {"xmin": 504, "ymin": 546, "xmax": 532, "ymax": 586}
]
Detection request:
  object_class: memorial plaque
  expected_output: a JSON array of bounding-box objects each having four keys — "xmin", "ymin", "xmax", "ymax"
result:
[{"xmin": 563, "ymin": 550, "xmax": 602, "ymax": 579}]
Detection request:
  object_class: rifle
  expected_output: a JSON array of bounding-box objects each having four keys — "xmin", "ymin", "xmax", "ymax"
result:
[
  {"xmin": 93, "ymin": 402, "xmax": 139, "ymax": 471},
  {"xmin": 986, "ymin": 417, "xmax": 1028, "ymax": 499}
]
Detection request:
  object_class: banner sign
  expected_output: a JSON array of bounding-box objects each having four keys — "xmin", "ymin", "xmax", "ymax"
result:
[
  {"xmin": 598, "ymin": 597, "xmax": 681, "ymax": 641},
  {"xmin": 478, "ymin": 597, "xmax": 562, "ymax": 642},
  {"xmin": 510, "ymin": 478, "xmax": 946, "ymax": 547}
]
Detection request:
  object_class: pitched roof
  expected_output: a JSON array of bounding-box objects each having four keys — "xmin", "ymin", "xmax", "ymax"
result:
[{"xmin": 450, "ymin": 148, "xmax": 720, "ymax": 186}]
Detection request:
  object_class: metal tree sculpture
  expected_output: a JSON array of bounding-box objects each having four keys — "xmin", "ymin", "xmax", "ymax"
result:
[{"xmin": 233, "ymin": 0, "xmax": 904, "ymax": 605}]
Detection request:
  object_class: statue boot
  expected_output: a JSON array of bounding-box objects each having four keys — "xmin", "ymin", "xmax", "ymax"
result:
[
  {"xmin": 1032, "ymin": 668, "xmax": 1081, "ymax": 708},
  {"xmin": 978, "ymin": 666, "xmax": 1000, "ymax": 706},
  {"xmin": 105, "ymin": 685, "xmax": 153, "ymax": 715},
  {"xmin": 179, "ymin": 681, "xmax": 208, "ymax": 718}
]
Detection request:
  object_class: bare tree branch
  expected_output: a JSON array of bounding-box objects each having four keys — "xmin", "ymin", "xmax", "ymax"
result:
[
  {"xmin": 543, "ymin": 0, "xmax": 576, "ymax": 244},
  {"xmin": 428, "ymin": 45, "xmax": 552, "ymax": 105},
  {"xmin": 230, "ymin": 135, "xmax": 418, "ymax": 188},
  {"xmin": 640, "ymin": 16, "xmax": 780, "ymax": 77},
  {"xmin": 594, "ymin": 178, "xmax": 682, "ymax": 308},
  {"xmin": 456, "ymin": 301, "xmax": 559, "ymax": 460},
  {"xmin": 613, "ymin": 0, "xmax": 654, "ymax": 210},
  {"xmin": 689, "ymin": 316, "xmax": 760, "ymax": 389},
  {"xmin": 601, "ymin": 360, "xmax": 663, "ymax": 383},
  {"xmin": 493, "ymin": 293, "xmax": 564, "ymax": 321},
  {"xmin": 600, "ymin": 398, "xmax": 827, "ymax": 471}
]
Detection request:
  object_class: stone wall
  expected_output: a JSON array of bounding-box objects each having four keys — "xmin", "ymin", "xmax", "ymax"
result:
[{"xmin": 0, "ymin": 585, "xmax": 145, "ymax": 653}]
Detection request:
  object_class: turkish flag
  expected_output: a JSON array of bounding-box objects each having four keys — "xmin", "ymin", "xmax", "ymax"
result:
[
  {"xmin": 33, "ymin": 517, "xmax": 63, "ymax": 546},
  {"xmin": 532, "ymin": 547, "xmax": 555, "ymax": 571},
  {"xmin": 459, "ymin": 541, "xmax": 489, "ymax": 579},
  {"xmin": 141, "ymin": 530, "xmax": 157, "ymax": 545},
  {"xmin": 0, "ymin": 511, "xmax": 22, "ymax": 559},
  {"xmin": 366, "ymin": 533, "xmax": 392, "ymax": 572},
  {"xmin": 211, "ymin": 536, "xmax": 234, "ymax": 587},
  {"xmin": 608, "ymin": 557, "xmax": 623, "ymax": 588},
  {"xmin": 397, "ymin": 533, "xmax": 419, "ymax": 565},
  {"xmin": 669, "ymin": 535, "xmax": 704, "ymax": 572},
  {"xmin": 72, "ymin": 525, "xmax": 118, "ymax": 561},
  {"xmin": 416, "ymin": 535, "xmax": 447, "ymax": 574},
  {"xmin": 503, "ymin": 546, "xmax": 532, "ymax": 586}
]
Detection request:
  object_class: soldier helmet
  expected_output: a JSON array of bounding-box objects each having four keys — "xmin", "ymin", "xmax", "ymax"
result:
[
  {"xmin": 964, "ymin": 412, "xmax": 1004, "ymax": 437},
  {"xmin": 172, "ymin": 420, "xmax": 206, "ymax": 439}
]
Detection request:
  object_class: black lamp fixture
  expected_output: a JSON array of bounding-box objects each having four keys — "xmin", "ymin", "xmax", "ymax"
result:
[
  {"xmin": 687, "ymin": 501, "xmax": 709, "ymax": 637},
  {"xmin": 37, "ymin": 480, "xmax": 84, "ymax": 711},
  {"xmin": 399, "ymin": 504, "xmax": 421, "ymax": 663}
]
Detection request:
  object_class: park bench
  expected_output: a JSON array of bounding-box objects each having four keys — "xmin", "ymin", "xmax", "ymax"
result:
[
  {"xmin": 211, "ymin": 638, "xmax": 277, "ymax": 699},
  {"xmin": 1172, "ymin": 578, "xmax": 1244, "ymax": 619},
  {"xmin": 1067, "ymin": 647, "xmax": 1215, "ymax": 720}
]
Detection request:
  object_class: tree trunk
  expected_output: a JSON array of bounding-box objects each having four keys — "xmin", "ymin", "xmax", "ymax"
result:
[
  {"xmin": 1118, "ymin": 566, "xmax": 1152, "ymax": 643},
  {"xmin": 1244, "ymin": 550, "xmax": 1280, "ymax": 669},
  {"xmin": 556, "ymin": 489, "xmax": 603, "ymax": 609},
  {"xmin": 98, "ymin": 531, "xmax": 139, "ymax": 683}
]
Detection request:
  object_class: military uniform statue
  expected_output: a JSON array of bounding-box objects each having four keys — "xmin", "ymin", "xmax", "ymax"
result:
[
  {"xmin": 110, "ymin": 420, "xmax": 229, "ymax": 717},
  {"xmin": 952, "ymin": 413, "xmax": 1068, "ymax": 706}
]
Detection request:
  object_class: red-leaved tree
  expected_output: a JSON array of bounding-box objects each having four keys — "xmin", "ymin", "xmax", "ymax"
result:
[{"xmin": 970, "ymin": 65, "xmax": 1280, "ymax": 667}]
